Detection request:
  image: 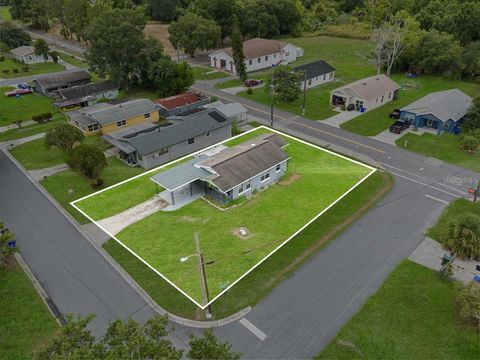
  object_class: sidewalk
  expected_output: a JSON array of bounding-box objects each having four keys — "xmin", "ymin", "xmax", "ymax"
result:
[
  {"xmin": 0, "ymin": 120, "xmax": 36, "ymax": 133},
  {"xmin": 0, "ymin": 132, "xmax": 45, "ymax": 149}
]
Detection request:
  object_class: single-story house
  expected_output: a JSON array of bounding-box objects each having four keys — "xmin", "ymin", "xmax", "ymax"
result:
[
  {"xmin": 52, "ymin": 80, "xmax": 119, "ymax": 111},
  {"xmin": 294, "ymin": 60, "xmax": 336, "ymax": 89},
  {"xmin": 203, "ymin": 101, "xmax": 248, "ymax": 123},
  {"xmin": 150, "ymin": 133, "xmax": 289, "ymax": 205},
  {"xmin": 399, "ymin": 89, "xmax": 473, "ymax": 134},
  {"xmin": 330, "ymin": 74, "xmax": 400, "ymax": 112},
  {"xmin": 103, "ymin": 108, "xmax": 232, "ymax": 169},
  {"xmin": 209, "ymin": 38, "xmax": 304, "ymax": 74},
  {"xmin": 155, "ymin": 91, "xmax": 209, "ymax": 117},
  {"xmin": 32, "ymin": 70, "xmax": 91, "ymax": 96},
  {"xmin": 9, "ymin": 46, "xmax": 53, "ymax": 64},
  {"xmin": 67, "ymin": 98, "xmax": 159, "ymax": 135}
]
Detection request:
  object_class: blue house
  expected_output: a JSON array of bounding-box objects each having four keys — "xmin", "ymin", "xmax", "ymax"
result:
[{"xmin": 399, "ymin": 89, "xmax": 473, "ymax": 135}]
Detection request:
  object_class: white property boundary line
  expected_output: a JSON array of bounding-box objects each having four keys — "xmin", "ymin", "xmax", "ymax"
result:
[{"xmin": 70, "ymin": 126, "xmax": 376, "ymax": 309}]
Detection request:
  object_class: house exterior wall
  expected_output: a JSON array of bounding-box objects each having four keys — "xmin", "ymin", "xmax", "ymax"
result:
[
  {"xmin": 301, "ymin": 71, "xmax": 335, "ymax": 89},
  {"xmin": 401, "ymin": 110, "xmax": 451, "ymax": 135},
  {"xmin": 137, "ymin": 125, "xmax": 232, "ymax": 169},
  {"xmin": 101, "ymin": 111, "xmax": 160, "ymax": 135},
  {"xmin": 18, "ymin": 53, "xmax": 52, "ymax": 64},
  {"xmin": 330, "ymin": 88, "xmax": 398, "ymax": 112}
]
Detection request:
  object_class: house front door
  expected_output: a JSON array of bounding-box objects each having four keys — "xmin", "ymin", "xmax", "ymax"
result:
[
  {"xmin": 220, "ymin": 59, "xmax": 226, "ymax": 68},
  {"xmin": 426, "ymin": 119, "xmax": 434, "ymax": 127}
]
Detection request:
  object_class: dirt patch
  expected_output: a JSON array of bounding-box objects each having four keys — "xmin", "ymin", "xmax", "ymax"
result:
[
  {"xmin": 279, "ymin": 173, "xmax": 301, "ymax": 186},
  {"xmin": 144, "ymin": 23, "xmax": 177, "ymax": 57},
  {"xmin": 233, "ymin": 227, "xmax": 250, "ymax": 239},
  {"xmin": 336, "ymin": 339, "xmax": 364, "ymax": 356},
  {"xmin": 180, "ymin": 216, "xmax": 200, "ymax": 223}
]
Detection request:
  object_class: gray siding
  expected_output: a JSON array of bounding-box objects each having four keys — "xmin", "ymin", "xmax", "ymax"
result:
[{"xmin": 137, "ymin": 125, "xmax": 231, "ymax": 169}]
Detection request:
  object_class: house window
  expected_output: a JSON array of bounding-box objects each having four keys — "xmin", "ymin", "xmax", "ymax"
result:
[
  {"xmin": 246, "ymin": 182, "xmax": 251, "ymax": 190},
  {"xmin": 274, "ymin": 54, "xmax": 276, "ymax": 59},
  {"xmin": 329, "ymin": 73, "xmax": 334, "ymax": 79},
  {"xmin": 261, "ymin": 173, "xmax": 270, "ymax": 182},
  {"xmin": 276, "ymin": 164, "xmax": 281, "ymax": 172},
  {"xmin": 376, "ymin": 98, "xmax": 378, "ymax": 102},
  {"xmin": 144, "ymin": 113, "xmax": 151, "ymax": 119},
  {"xmin": 265, "ymin": 56, "xmax": 268, "ymax": 61},
  {"xmin": 227, "ymin": 190, "xmax": 233, "ymax": 197},
  {"xmin": 381, "ymin": 95, "xmax": 384, "ymax": 102},
  {"xmin": 116, "ymin": 120, "xmax": 126, "ymax": 127},
  {"xmin": 239, "ymin": 181, "xmax": 251, "ymax": 194},
  {"xmin": 265, "ymin": 172, "xmax": 270, "ymax": 179},
  {"xmin": 28, "ymin": 55, "xmax": 32, "ymax": 61},
  {"xmin": 153, "ymin": 148, "xmax": 168, "ymax": 158},
  {"xmin": 206, "ymin": 132, "xmax": 210, "ymax": 136},
  {"xmin": 249, "ymin": 59, "xmax": 253, "ymax": 65},
  {"xmin": 257, "ymin": 58, "xmax": 261, "ymax": 63},
  {"xmin": 404, "ymin": 112, "xmax": 415, "ymax": 122},
  {"xmin": 389, "ymin": 92, "xmax": 392, "ymax": 98},
  {"xmin": 87, "ymin": 123, "xmax": 99, "ymax": 132},
  {"xmin": 286, "ymin": 52, "xmax": 290, "ymax": 57},
  {"xmin": 323, "ymin": 74, "xmax": 326, "ymax": 80},
  {"xmin": 238, "ymin": 185, "xmax": 244, "ymax": 194},
  {"xmin": 187, "ymin": 138, "xmax": 194, "ymax": 144}
]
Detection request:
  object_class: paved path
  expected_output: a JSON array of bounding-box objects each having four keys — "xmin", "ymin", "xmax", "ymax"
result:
[
  {"xmin": 29, "ymin": 163, "xmax": 69, "ymax": 181},
  {"xmin": 0, "ymin": 120, "xmax": 36, "ymax": 133},
  {"xmin": 0, "ymin": 132, "xmax": 45, "ymax": 149},
  {"xmin": 320, "ymin": 109, "xmax": 363, "ymax": 127},
  {"xmin": 370, "ymin": 127, "xmax": 414, "ymax": 146},
  {"xmin": 409, "ymin": 237, "xmax": 480, "ymax": 284}
]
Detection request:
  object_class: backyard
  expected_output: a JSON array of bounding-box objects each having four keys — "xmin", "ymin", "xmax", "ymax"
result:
[
  {"xmin": 316, "ymin": 260, "xmax": 479, "ymax": 359},
  {"xmin": 74, "ymin": 129, "xmax": 374, "ymax": 306},
  {"xmin": 0, "ymin": 55, "xmax": 65, "ymax": 79}
]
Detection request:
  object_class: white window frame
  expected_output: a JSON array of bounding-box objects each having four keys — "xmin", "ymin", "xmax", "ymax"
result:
[
  {"xmin": 116, "ymin": 119, "xmax": 126, "ymax": 127},
  {"xmin": 144, "ymin": 113, "xmax": 151, "ymax": 119},
  {"xmin": 276, "ymin": 164, "xmax": 281, "ymax": 172}
]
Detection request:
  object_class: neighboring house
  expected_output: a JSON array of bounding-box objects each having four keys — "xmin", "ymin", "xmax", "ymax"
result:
[
  {"xmin": 9, "ymin": 46, "xmax": 53, "ymax": 64},
  {"xmin": 67, "ymin": 98, "xmax": 159, "ymax": 135},
  {"xmin": 294, "ymin": 60, "xmax": 336, "ymax": 89},
  {"xmin": 209, "ymin": 38, "xmax": 304, "ymax": 74},
  {"xmin": 52, "ymin": 80, "xmax": 119, "ymax": 111},
  {"xmin": 330, "ymin": 74, "xmax": 400, "ymax": 112},
  {"xmin": 103, "ymin": 108, "xmax": 232, "ymax": 169},
  {"xmin": 399, "ymin": 89, "xmax": 473, "ymax": 134},
  {"xmin": 32, "ymin": 70, "xmax": 91, "ymax": 96},
  {"xmin": 155, "ymin": 91, "xmax": 209, "ymax": 117},
  {"xmin": 150, "ymin": 134, "xmax": 289, "ymax": 206},
  {"xmin": 203, "ymin": 101, "xmax": 248, "ymax": 123}
]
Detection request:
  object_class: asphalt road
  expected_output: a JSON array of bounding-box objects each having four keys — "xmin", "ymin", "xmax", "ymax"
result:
[{"xmin": 1, "ymin": 79, "xmax": 479, "ymax": 358}]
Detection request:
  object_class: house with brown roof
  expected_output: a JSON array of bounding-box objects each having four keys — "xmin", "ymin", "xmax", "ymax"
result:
[
  {"xmin": 155, "ymin": 91, "xmax": 209, "ymax": 117},
  {"xmin": 330, "ymin": 74, "xmax": 400, "ymax": 112},
  {"xmin": 150, "ymin": 133, "xmax": 289, "ymax": 206},
  {"xmin": 208, "ymin": 38, "xmax": 303, "ymax": 74}
]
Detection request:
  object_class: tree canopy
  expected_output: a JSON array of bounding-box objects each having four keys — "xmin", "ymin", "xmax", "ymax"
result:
[
  {"xmin": 67, "ymin": 144, "xmax": 107, "ymax": 180},
  {"xmin": 0, "ymin": 21, "xmax": 31, "ymax": 49},
  {"xmin": 44, "ymin": 124, "xmax": 85, "ymax": 152}
]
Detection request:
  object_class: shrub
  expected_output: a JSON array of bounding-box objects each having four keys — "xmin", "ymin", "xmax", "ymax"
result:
[
  {"xmin": 22, "ymin": 66, "xmax": 29, "ymax": 72},
  {"xmin": 246, "ymin": 88, "xmax": 253, "ymax": 95},
  {"xmin": 12, "ymin": 68, "xmax": 18, "ymax": 73},
  {"xmin": 90, "ymin": 177, "xmax": 104, "ymax": 188},
  {"xmin": 456, "ymin": 282, "xmax": 480, "ymax": 326},
  {"xmin": 446, "ymin": 214, "xmax": 480, "ymax": 259},
  {"xmin": 32, "ymin": 112, "xmax": 53, "ymax": 123},
  {"xmin": 210, "ymin": 96, "xmax": 218, "ymax": 103},
  {"xmin": 0, "ymin": 56, "xmax": 4, "ymax": 62},
  {"xmin": 2, "ymin": 69, "xmax": 9, "ymax": 74},
  {"xmin": 460, "ymin": 135, "xmax": 480, "ymax": 154}
]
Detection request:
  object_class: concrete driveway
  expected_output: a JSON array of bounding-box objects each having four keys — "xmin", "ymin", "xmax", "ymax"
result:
[{"xmin": 320, "ymin": 110, "xmax": 363, "ymax": 127}]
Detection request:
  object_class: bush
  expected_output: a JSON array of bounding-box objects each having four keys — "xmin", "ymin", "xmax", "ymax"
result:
[
  {"xmin": 2, "ymin": 69, "xmax": 9, "ymax": 74},
  {"xmin": 32, "ymin": 112, "xmax": 53, "ymax": 123},
  {"xmin": 456, "ymin": 282, "xmax": 480, "ymax": 326},
  {"xmin": 446, "ymin": 214, "xmax": 480, "ymax": 259},
  {"xmin": 0, "ymin": 56, "xmax": 4, "ymax": 62},
  {"xmin": 90, "ymin": 177, "xmax": 104, "ymax": 188},
  {"xmin": 22, "ymin": 66, "xmax": 29, "ymax": 72},
  {"xmin": 246, "ymin": 88, "xmax": 253, "ymax": 95},
  {"xmin": 210, "ymin": 96, "xmax": 218, "ymax": 103},
  {"xmin": 12, "ymin": 68, "xmax": 19, "ymax": 73},
  {"xmin": 460, "ymin": 135, "xmax": 480, "ymax": 154}
]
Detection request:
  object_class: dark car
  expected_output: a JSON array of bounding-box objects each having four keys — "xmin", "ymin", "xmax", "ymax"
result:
[
  {"xmin": 244, "ymin": 79, "xmax": 263, "ymax": 87},
  {"xmin": 389, "ymin": 109, "xmax": 401, "ymax": 119},
  {"xmin": 389, "ymin": 120, "xmax": 410, "ymax": 134}
]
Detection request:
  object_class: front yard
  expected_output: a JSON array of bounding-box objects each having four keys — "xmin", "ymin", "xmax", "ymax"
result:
[
  {"xmin": 0, "ymin": 56, "xmax": 65, "ymax": 79},
  {"xmin": 74, "ymin": 129, "xmax": 374, "ymax": 306},
  {"xmin": 193, "ymin": 66, "xmax": 230, "ymax": 81},
  {"xmin": 0, "ymin": 115, "xmax": 65, "ymax": 142},
  {"xmin": 395, "ymin": 132, "xmax": 480, "ymax": 173},
  {"xmin": 316, "ymin": 260, "xmax": 479, "ymax": 359}
]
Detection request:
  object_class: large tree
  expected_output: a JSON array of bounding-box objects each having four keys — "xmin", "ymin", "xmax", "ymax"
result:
[
  {"xmin": 0, "ymin": 21, "xmax": 31, "ymax": 49},
  {"xmin": 267, "ymin": 64, "xmax": 303, "ymax": 102},
  {"xmin": 465, "ymin": 97, "xmax": 480, "ymax": 132},
  {"xmin": 148, "ymin": 59, "xmax": 194, "ymax": 96},
  {"xmin": 187, "ymin": 329, "xmax": 241, "ymax": 360},
  {"xmin": 190, "ymin": 0, "xmax": 237, "ymax": 41},
  {"xmin": 231, "ymin": 16, "xmax": 246, "ymax": 81},
  {"xmin": 169, "ymin": 12, "xmax": 221, "ymax": 57},
  {"xmin": 146, "ymin": 0, "xmax": 177, "ymax": 23},
  {"xmin": 67, "ymin": 144, "xmax": 107, "ymax": 179},
  {"xmin": 44, "ymin": 124, "xmax": 85, "ymax": 152},
  {"xmin": 33, "ymin": 39, "xmax": 50, "ymax": 62}
]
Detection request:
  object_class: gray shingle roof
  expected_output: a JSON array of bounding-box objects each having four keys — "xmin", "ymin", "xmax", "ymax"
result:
[
  {"xmin": 400, "ymin": 89, "xmax": 473, "ymax": 123},
  {"xmin": 34, "ymin": 70, "xmax": 91, "ymax": 90},
  {"xmin": 294, "ymin": 60, "xmax": 335, "ymax": 79},
  {"xmin": 10, "ymin": 46, "xmax": 35, "ymax": 57},
  {"xmin": 56, "ymin": 80, "xmax": 118, "ymax": 100},
  {"xmin": 331, "ymin": 74, "xmax": 400, "ymax": 101}
]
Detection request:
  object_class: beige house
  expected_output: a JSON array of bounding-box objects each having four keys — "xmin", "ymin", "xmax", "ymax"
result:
[{"xmin": 10, "ymin": 46, "xmax": 53, "ymax": 64}]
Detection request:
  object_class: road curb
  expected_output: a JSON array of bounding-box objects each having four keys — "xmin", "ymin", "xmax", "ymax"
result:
[{"xmin": 1, "ymin": 148, "xmax": 251, "ymax": 328}]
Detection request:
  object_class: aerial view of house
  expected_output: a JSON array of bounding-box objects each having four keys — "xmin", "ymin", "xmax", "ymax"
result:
[
  {"xmin": 151, "ymin": 133, "xmax": 289, "ymax": 205},
  {"xmin": 203, "ymin": 101, "xmax": 248, "ymax": 123},
  {"xmin": 52, "ymin": 80, "xmax": 119, "ymax": 110},
  {"xmin": 209, "ymin": 38, "xmax": 304, "ymax": 73},
  {"xmin": 400, "ymin": 89, "xmax": 473, "ymax": 134},
  {"xmin": 32, "ymin": 70, "xmax": 91, "ymax": 96},
  {"xmin": 330, "ymin": 74, "xmax": 400, "ymax": 111},
  {"xmin": 9, "ymin": 45, "xmax": 53, "ymax": 64},
  {"xmin": 103, "ymin": 108, "xmax": 232, "ymax": 168},
  {"xmin": 155, "ymin": 91, "xmax": 209, "ymax": 117},
  {"xmin": 294, "ymin": 60, "xmax": 336, "ymax": 89},
  {"xmin": 66, "ymin": 98, "xmax": 159, "ymax": 135}
]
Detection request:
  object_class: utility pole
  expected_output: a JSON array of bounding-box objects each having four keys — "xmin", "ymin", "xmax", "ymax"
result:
[
  {"xmin": 474, "ymin": 180, "xmax": 480, "ymax": 202},
  {"xmin": 176, "ymin": 42, "xmax": 181, "ymax": 62},
  {"xmin": 270, "ymin": 71, "xmax": 274, "ymax": 128},
  {"xmin": 302, "ymin": 71, "xmax": 307, "ymax": 116},
  {"xmin": 194, "ymin": 233, "xmax": 212, "ymax": 317}
]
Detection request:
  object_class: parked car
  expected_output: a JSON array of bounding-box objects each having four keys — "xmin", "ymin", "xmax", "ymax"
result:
[
  {"xmin": 245, "ymin": 79, "xmax": 263, "ymax": 87},
  {"xmin": 389, "ymin": 109, "xmax": 401, "ymax": 119},
  {"xmin": 389, "ymin": 120, "xmax": 410, "ymax": 134}
]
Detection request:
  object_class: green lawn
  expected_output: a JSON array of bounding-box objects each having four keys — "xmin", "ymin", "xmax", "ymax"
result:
[
  {"xmin": 103, "ymin": 170, "xmax": 391, "ymax": 319},
  {"xmin": 118, "ymin": 87, "xmax": 158, "ymax": 101},
  {"xmin": 60, "ymin": 53, "xmax": 88, "ymax": 68},
  {"xmin": 41, "ymin": 157, "xmax": 145, "ymax": 224},
  {"xmin": 316, "ymin": 260, "xmax": 479, "ymax": 360},
  {"xmin": 235, "ymin": 36, "xmax": 376, "ymax": 120},
  {"xmin": 76, "ymin": 129, "xmax": 373, "ymax": 305},
  {"xmin": 0, "ymin": 6, "xmax": 11, "ymax": 20},
  {"xmin": 427, "ymin": 199, "xmax": 480, "ymax": 245},
  {"xmin": 340, "ymin": 74, "xmax": 480, "ymax": 136},
  {"xmin": 0, "ymin": 56, "xmax": 65, "ymax": 79},
  {"xmin": 215, "ymin": 78, "xmax": 244, "ymax": 89},
  {"xmin": 0, "ymin": 86, "xmax": 57, "ymax": 127},
  {"xmin": 10, "ymin": 135, "xmax": 111, "ymax": 170},
  {"xmin": 395, "ymin": 132, "xmax": 480, "ymax": 173},
  {"xmin": 0, "ymin": 116, "xmax": 65, "ymax": 142},
  {"xmin": 193, "ymin": 66, "xmax": 230, "ymax": 81},
  {"xmin": 0, "ymin": 259, "xmax": 59, "ymax": 359}
]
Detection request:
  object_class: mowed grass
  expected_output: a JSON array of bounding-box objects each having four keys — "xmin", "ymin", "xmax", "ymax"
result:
[
  {"xmin": 60, "ymin": 53, "xmax": 88, "ymax": 68},
  {"xmin": 236, "ymin": 36, "xmax": 376, "ymax": 120},
  {"xmin": 41, "ymin": 157, "xmax": 145, "ymax": 223},
  {"xmin": 341, "ymin": 74, "xmax": 480, "ymax": 136},
  {"xmin": 427, "ymin": 199, "xmax": 480, "ymax": 245},
  {"xmin": 0, "ymin": 116, "xmax": 65, "ymax": 142},
  {"xmin": 193, "ymin": 66, "xmax": 230, "ymax": 80},
  {"xmin": 0, "ymin": 86, "xmax": 57, "ymax": 127},
  {"xmin": 10, "ymin": 135, "xmax": 111, "ymax": 170},
  {"xmin": 0, "ymin": 259, "xmax": 59, "ymax": 359},
  {"xmin": 77, "ymin": 130, "xmax": 372, "ymax": 304},
  {"xmin": 316, "ymin": 260, "xmax": 479, "ymax": 360},
  {"xmin": 104, "ymin": 170, "xmax": 391, "ymax": 319},
  {"xmin": 0, "ymin": 56, "xmax": 65, "ymax": 79},
  {"xmin": 396, "ymin": 132, "xmax": 480, "ymax": 173}
]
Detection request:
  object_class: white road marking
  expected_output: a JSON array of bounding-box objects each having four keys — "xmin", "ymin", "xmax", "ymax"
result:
[
  {"xmin": 389, "ymin": 171, "xmax": 462, "ymax": 199},
  {"xmin": 425, "ymin": 194, "xmax": 450, "ymax": 205},
  {"xmin": 239, "ymin": 318, "xmax": 267, "ymax": 341}
]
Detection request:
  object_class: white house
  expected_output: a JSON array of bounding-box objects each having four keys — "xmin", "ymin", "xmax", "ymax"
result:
[
  {"xmin": 330, "ymin": 74, "xmax": 400, "ymax": 112},
  {"xmin": 9, "ymin": 46, "xmax": 53, "ymax": 64},
  {"xmin": 209, "ymin": 38, "xmax": 303, "ymax": 74},
  {"xmin": 294, "ymin": 60, "xmax": 336, "ymax": 89}
]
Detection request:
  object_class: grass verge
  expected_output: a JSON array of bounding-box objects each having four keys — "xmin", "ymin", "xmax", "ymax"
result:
[
  {"xmin": 102, "ymin": 170, "xmax": 392, "ymax": 319},
  {"xmin": 316, "ymin": 260, "xmax": 479, "ymax": 359},
  {"xmin": 0, "ymin": 57, "xmax": 65, "ymax": 79},
  {"xmin": 193, "ymin": 66, "xmax": 230, "ymax": 81},
  {"xmin": 0, "ymin": 257, "xmax": 59, "ymax": 359},
  {"xmin": 0, "ymin": 115, "xmax": 65, "ymax": 142}
]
